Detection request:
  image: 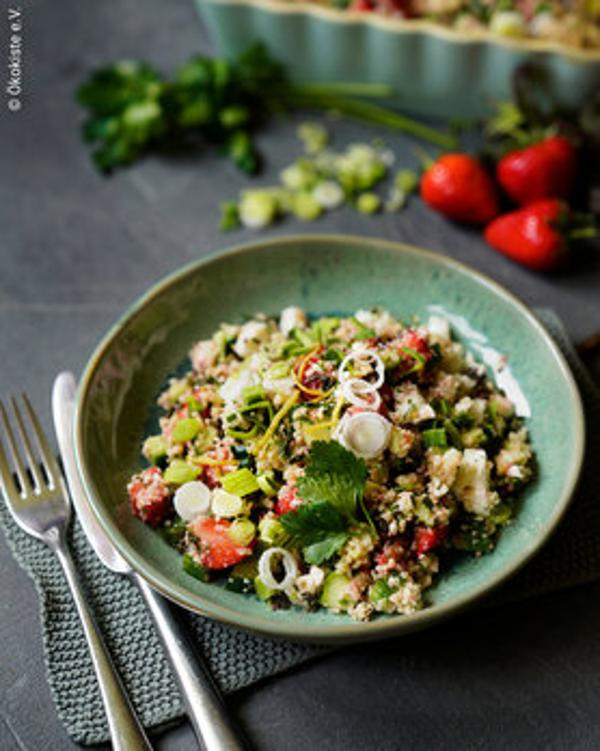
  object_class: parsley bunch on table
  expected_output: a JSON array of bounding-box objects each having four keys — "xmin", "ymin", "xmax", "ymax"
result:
[{"xmin": 76, "ymin": 43, "xmax": 455, "ymax": 175}]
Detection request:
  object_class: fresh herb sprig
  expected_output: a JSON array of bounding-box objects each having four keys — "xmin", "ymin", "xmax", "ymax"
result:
[
  {"xmin": 280, "ymin": 440, "xmax": 373, "ymax": 565},
  {"xmin": 76, "ymin": 43, "xmax": 456, "ymax": 175}
]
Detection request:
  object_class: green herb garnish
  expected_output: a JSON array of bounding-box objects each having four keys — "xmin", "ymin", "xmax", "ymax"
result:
[
  {"xmin": 296, "ymin": 440, "xmax": 368, "ymax": 520},
  {"xmin": 280, "ymin": 501, "xmax": 348, "ymax": 565}
]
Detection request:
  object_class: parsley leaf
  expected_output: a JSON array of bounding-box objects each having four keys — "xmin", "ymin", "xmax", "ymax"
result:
[
  {"xmin": 280, "ymin": 501, "xmax": 348, "ymax": 565},
  {"xmin": 296, "ymin": 440, "xmax": 367, "ymax": 520}
]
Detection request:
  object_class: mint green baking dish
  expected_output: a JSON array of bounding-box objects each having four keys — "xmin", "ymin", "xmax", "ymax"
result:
[{"xmin": 196, "ymin": 0, "xmax": 600, "ymax": 118}]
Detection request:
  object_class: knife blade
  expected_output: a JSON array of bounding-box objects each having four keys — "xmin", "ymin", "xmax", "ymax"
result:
[{"xmin": 52, "ymin": 372, "xmax": 247, "ymax": 751}]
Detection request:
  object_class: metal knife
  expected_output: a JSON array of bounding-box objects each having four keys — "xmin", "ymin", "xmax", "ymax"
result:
[{"xmin": 52, "ymin": 372, "xmax": 247, "ymax": 751}]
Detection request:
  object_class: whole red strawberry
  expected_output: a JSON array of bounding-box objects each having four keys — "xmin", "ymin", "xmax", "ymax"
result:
[
  {"xmin": 484, "ymin": 199, "xmax": 569, "ymax": 271},
  {"xmin": 496, "ymin": 136, "xmax": 576, "ymax": 206},
  {"xmin": 421, "ymin": 154, "xmax": 499, "ymax": 224}
]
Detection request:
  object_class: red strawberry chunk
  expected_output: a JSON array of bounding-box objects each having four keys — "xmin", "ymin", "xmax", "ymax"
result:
[
  {"xmin": 275, "ymin": 484, "xmax": 304, "ymax": 515},
  {"xmin": 201, "ymin": 444, "xmax": 237, "ymax": 489},
  {"xmin": 414, "ymin": 525, "xmax": 448, "ymax": 556},
  {"xmin": 128, "ymin": 467, "xmax": 171, "ymax": 527},
  {"xmin": 190, "ymin": 517, "xmax": 252, "ymax": 570},
  {"xmin": 375, "ymin": 538, "xmax": 407, "ymax": 570}
]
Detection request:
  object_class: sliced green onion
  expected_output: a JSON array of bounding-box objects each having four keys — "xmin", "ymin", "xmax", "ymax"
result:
[
  {"xmin": 401, "ymin": 346, "xmax": 426, "ymax": 374},
  {"xmin": 238, "ymin": 399, "xmax": 274, "ymax": 420},
  {"xmin": 422, "ymin": 428, "xmax": 447, "ymax": 449},
  {"xmin": 258, "ymin": 517, "xmax": 288, "ymax": 545},
  {"xmin": 164, "ymin": 459, "xmax": 201, "ymax": 485},
  {"xmin": 242, "ymin": 384, "xmax": 266, "ymax": 405},
  {"xmin": 443, "ymin": 419, "xmax": 463, "ymax": 449},
  {"xmin": 256, "ymin": 471, "xmax": 279, "ymax": 496},
  {"xmin": 226, "ymin": 423, "xmax": 259, "ymax": 440},
  {"xmin": 142, "ymin": 434, "xmax": 167, "ymax": 463},
  {"xmin": 182, "ymin": 553, "xmax": 210, "ymax": 582},
  {"xmin": 227, "ymin": 518, "xmax": 256, "ymax": 546},
  {"xmin": 356, "ymin": 192, "xmax": 381, "ymax": 214},
  {"xmin": 266, "ymin": 361, "xmax": 292, "ymax": 379},
  {"xmin": 171, "ymin": 417, "xmax": 201, "ymax": 443},
  {"xmin": 211, "ymin": 488, "xmax": 246, "ymax": 518},
  {"xmin": 221, "ymin": 467, "xmax": 261, "ymax": 496},
  {"xmin": 351, "ymin": 317, "xmax": 375, "ymax": 340}
]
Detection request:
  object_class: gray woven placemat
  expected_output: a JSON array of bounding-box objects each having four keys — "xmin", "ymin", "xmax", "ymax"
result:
[{"xmin": 0, "ymin": 308, "xmax": 598, "ymax": 746}]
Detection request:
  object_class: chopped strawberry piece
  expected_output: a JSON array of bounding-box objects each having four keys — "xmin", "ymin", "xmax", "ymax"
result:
[
  {"xmin": 414, "ymin": 525, "xmax": 448, "ymax": 555},
  {"xmin": 390, "ymin": 329, "xmax": 434, "ymax": 381},
  {"xmin": 399, "ymin": 329, "xmax": 431, "ymax": 358},
  {"xmin": 375, "ymin": 538, "xmax": 407, "ymax": 569},
  {"xmin": 275, "ymin": 484, "xmax": 304, "ymax": 515},
  {"xmin": 350, "ymin": 0, "xmax": 374, "ymax": 10},
  {"xmin": 201, "ymin": 444, "xmax": 236, "ymax": 488},
  {"xmin": 128, "ymin": 467, "xmax": 171, "ymax": 527},
  {"xmin": 190, "ymin": 517, "xmax": 251, "ymax": 570}
]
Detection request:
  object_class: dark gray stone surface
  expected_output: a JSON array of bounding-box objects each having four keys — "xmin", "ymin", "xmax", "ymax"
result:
[{"xmin": 1, "ymin": 0, "xmax": 599, "ymax": 748}]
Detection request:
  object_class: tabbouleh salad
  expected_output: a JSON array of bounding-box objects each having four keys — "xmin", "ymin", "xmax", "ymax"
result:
[{"xmin": 127, "ymin": 307, "xmax": 534, "ymax": 621}]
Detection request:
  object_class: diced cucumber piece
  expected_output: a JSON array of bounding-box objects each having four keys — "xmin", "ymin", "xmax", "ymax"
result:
[
  {"xmin": 254, "ymin": 575, "xmax": 276, "ymax": 601},
  {"xmin": 172, "ymin": 417, "xmax": 201, "ymax": 443},
  {"xmin": 319, "ymin": 572, "xmax": 351, "ymax": 610},
  {"xmin": 164, "ymin": 459, "xmax": 200, "ymax": 485},
  {"xmin": 227, "ymin": 518, "xmax": 256, "ymax": 546},
  {"xmin": 143, "ymin": 434, "xmax": 167, "ymax": 463},
  {"xmin": 182, "ymin": 553, "xmax": 210, "ymax": 582}
]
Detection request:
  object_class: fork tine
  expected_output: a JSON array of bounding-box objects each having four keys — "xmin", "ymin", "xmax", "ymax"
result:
[
  {"xmin": 21, "ymin": 393, "xmax": 61, "ymax": 488},
  {"xmin": 0, "ymin": 432, "xmax": 20, "ymax": 501},
  {"xmin": 0, "ymin": 400, "xmax": 29, "ymax": 495},
  {"xmin": 10, "ymin": 397, "xmax": 45, "ymax": 492}
]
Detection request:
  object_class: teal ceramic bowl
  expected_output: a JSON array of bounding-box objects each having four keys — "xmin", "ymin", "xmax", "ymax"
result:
[
  {"xmin": 196, "ymin": 0, "xmax": 600, "ymax": 119},
  {"xmin": 75, "ymin": 235, "xmax": 584, "ymax": 643}
]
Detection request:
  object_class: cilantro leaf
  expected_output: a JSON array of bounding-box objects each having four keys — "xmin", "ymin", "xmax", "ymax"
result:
[
  {"xmin": 280, "ymin": 501, "xmax": 348, "ymax": 565},
  {"xmin": 296, "ymin": 440, "xmax": 367, "ymax": 520},
  {"xmin": 303, "ymin": 535, "xmax": 348, "ymax": 566}
]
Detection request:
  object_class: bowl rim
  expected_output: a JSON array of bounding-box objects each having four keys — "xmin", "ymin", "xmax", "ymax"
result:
[
  {"xmin": 203, "ymin": 0, "xmax": 600, "ymax": 63},
  {"xmin": 74, "ymin": 234, "xmax": 585, "ymax": 643}
]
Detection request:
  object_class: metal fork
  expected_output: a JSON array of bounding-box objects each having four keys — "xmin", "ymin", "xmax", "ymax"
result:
[{"xmin": 0, "ymin": 394, "xmax": 152, "ymax": 751}]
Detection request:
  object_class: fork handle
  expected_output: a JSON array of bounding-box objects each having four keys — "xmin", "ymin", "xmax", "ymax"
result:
[
  {"xmin": 133, "ymin": 574, "xmax": 248, "ymax": 751},
  {"xmin": 51, "ymin": 535, "xmax": 153, "ymax": 751}
]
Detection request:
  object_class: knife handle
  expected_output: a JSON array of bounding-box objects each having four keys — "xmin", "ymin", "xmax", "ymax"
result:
[{"xmin": 133, "ymin": 574, "xmax": 248, "ymax": 751}]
